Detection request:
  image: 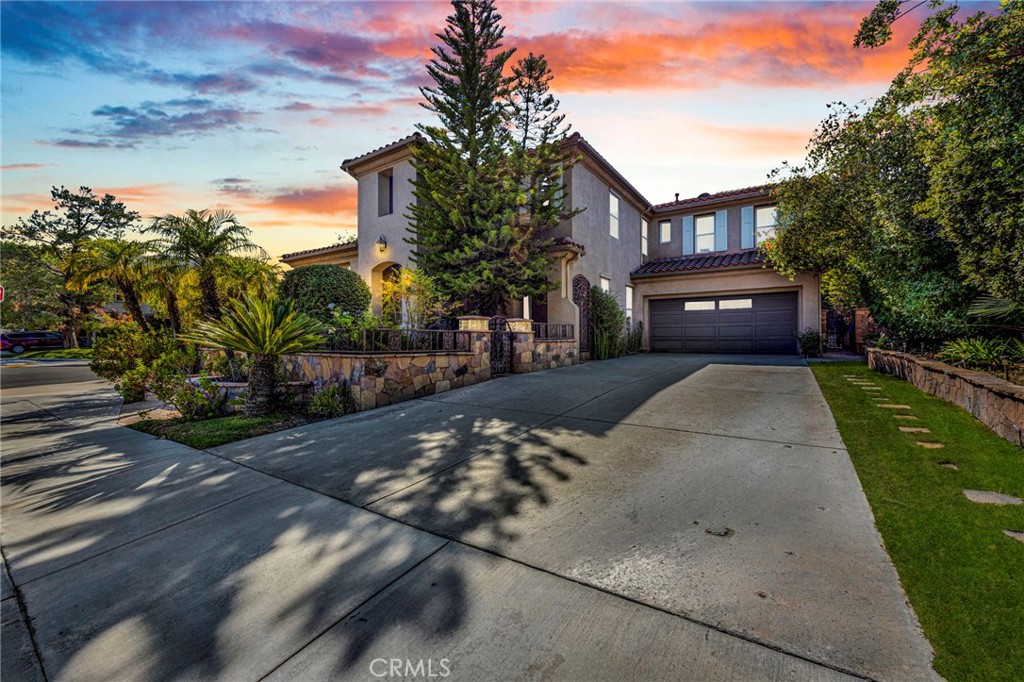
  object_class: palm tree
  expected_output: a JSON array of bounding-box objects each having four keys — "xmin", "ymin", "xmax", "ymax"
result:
[
  {"xmin": 182, "ymin": 295, "xmax": 326, "ymax": 416},
  {"xmin": 146, "ymin": 209, "xmax": 265, "ymax": 320},
  {"xmin": 70, "ymin": 237, "xmax": 153, "ymax": 332},
  {"xmin": 141, "ymin": 256, "xmax": 186, "ymax": 334},
  {"xmin": 217, "ymin": 255, "xmax": 282, "ymax": 302}
]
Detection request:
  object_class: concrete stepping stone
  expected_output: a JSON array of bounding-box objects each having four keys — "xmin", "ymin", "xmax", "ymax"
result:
[
  {"xmin": 899, "ymin": 427, "xmax": 931, "ymax": 433},
  {"xmin": 894, "ymin": 415, "xmax": 918, "ymax": 420},
  {"xmin": 916, "ymin": 441, "xmax": 944, "ymax": 449},
  {"xmin": 938, "ymin": 461, "xmax": 959, "ymax": 470},
  {"xmin": 963, "ymin": 490, "xmax": 1022, "ymax": 505},
  {"xmin": 1003, "ymin": 530, "xmax": 1024, "ymax": 543},
  {"xmin": 878, "ymin": 404, "xmax": 912, "ymax": 409}
]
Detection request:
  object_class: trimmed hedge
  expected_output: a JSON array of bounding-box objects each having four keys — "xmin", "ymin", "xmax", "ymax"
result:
[{"xmin": 278, "ymin": 265, "xmax": 371, "ymax": 324}]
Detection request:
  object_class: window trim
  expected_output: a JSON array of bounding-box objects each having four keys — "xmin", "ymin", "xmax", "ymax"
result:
[
  {"xmin": 755, "ymin": 204, "xmax": 778, "ymax": 245},
  {"xmin": 609, "ymin": 191, "xmax": 619, "ymax": 239},
  {"xmin": 377, "ymin": 168, "xmax": 394, "ymax": 217},
  {"xmin": 694, "ymin": 213, "xmax": 715, "ymax": 254}
]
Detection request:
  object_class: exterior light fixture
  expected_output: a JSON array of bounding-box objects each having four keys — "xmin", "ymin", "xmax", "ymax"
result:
[{"xmin": 377, "ymin": 234, "xmax": 387, "ymax": 253}]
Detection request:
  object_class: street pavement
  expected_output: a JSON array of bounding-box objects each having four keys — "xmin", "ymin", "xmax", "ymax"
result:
[{"xmin": 0, "ymin": 355, "xmax": 937, "ymax": 681}]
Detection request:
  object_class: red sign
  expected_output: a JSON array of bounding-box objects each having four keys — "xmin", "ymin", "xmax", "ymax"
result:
[{"xmin": 0, "ymin": 285, "xmax": 4, "ymax": 302}]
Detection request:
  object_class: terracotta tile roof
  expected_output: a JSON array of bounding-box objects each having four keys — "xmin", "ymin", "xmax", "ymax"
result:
[
  {"xmin": 341, "ymin": 133, "xmax": 423, "ymax": 175},
  {"xmin": 632, "ymin": 249, "xmax": 764, "ymax": 276},
  {"xmin": 550, "ymin": 235, "xmax": 586, "ymax": 255},
  {"xmin": 652, "ymin": 185, "xmax": 773, "ymax": 212},
  {"xmin": 280, "ymin": 241, "xmax": 358, "ymax": 262}
]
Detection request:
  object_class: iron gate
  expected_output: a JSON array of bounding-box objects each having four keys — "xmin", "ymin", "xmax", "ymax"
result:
[
  {"xmin": 824, "ymin": 307, "xmax": 854, "ymax": 352},
  {"xmin": 488, "ymin": 315, "xmax": 514, "ymax": 375},
  {"xmin": 572, "ymin": 274, "xmax": 591, "ymax": 355}
]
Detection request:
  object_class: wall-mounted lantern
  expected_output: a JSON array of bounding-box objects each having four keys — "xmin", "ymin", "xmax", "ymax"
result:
[{"xmin": 377, "ymin": 234, "xmax": 388, "ymax": 253}]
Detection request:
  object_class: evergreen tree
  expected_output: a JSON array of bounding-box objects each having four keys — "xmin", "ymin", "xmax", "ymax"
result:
[
  {"xmin": 408, "ymin": 0, "xmax": 519, "ymax": 315},
  {"xmin": 505, "ymin": 52, "xmax": 579, "ymax": 290},
  {"xmin": 1, "ymin": 186, "xmax": 138, "ymax": 347}
]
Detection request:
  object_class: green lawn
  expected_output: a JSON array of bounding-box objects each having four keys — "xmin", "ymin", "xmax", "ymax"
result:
[
  {"xmin": 12, "ymin": 348, "xmax": 94, "ymax": 359},
  {"xmin": 811, "ymin": 361, "xmax": 1023, "ymax": 682},
  {"xmin": 128, "ymin": 412, "xmax": 320, "ymax": 449}
]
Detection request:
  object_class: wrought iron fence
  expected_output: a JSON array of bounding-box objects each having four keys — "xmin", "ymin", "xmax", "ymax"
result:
[
  {"xmin": 318, "ymin": 328, "xmax": 472, "ymax": 354},
  {"xmin": 532, "ymin": 323, "xmax": 575, "ymax": 340}
]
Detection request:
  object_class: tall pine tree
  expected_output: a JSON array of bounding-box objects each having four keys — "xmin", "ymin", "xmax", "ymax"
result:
[
  {"xmin": 409, "ymin": 0, "xmax": 572, "ymax": 316},
  {"xmin": 505, "ymin": 52, "xmax": 579, "ymax": 279}
]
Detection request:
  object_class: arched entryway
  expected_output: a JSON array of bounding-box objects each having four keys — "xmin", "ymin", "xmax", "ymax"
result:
[{"xmin": 371, "ymin": 261, "xmax": 402, "ymax": 321}]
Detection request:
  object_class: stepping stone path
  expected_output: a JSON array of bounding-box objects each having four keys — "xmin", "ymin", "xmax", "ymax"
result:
[
  {"xmin": 846, "ymin": 375, "xmax": 951, "ymax": 452},
  {"xmin": 938, "ymin": 461, "xmax": 959, "ymax": 470},
  {"xmin": 1003, "ymin": 530, "xmax": 1024, "ymax": 543},
  {"xmin": 963, "ymin": 490, "xmax": 1023, "ymax": 505}
]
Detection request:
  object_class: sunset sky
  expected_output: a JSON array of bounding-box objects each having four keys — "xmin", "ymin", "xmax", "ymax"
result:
[{"xmin": 1, "ymin": 0, "xmax": 944, "ymax": 261}]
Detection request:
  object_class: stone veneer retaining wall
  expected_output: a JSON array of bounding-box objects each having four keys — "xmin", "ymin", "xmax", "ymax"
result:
[
  {"xmin": 512, "ymin": 333, "xmax": 578, "ymax": 373},
  {"xmin": 868, "ymin": 348, "xmax": 1024, "ymax": 447},
  {"xmin": 280, "ymin": 331, "xmax": 492, "ymax": 411}
]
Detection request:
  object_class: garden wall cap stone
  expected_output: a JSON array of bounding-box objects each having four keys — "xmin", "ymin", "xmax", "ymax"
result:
[{"xmin": 868, "ymin": 348, "xmax": 1024, "ymax": 399}]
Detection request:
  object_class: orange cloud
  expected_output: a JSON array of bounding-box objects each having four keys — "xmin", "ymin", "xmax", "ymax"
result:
[
  {"xmin": 1, "ymin": 163, "xmax": 49, "ymax": 172},
  {"xmin": 254, "ymin": 184, "xmax": 358, "ymax": 217},
  {"xmin": 513, "ymin": 4, "xmax": 914, "ymax": 92}
]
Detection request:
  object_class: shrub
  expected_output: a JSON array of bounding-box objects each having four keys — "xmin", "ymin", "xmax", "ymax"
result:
[
  {"xmin": 308, "ymin": 382, "xmax": 356, "ymax": 417},
  {"xmin": 278, "ymin": 265, "xmax": 370, "ymax": 324},
  {"xmin": 590, "ymin": 286, "xmax": 627, "ymax": 361},
  {"xmin": 798, "ymin": 328, "xmax": 824, "ymax": 357},
  {"xmin": 147, "ymin": 346, "xmax": 203, "ymax": 403},
  {"xmin": 171, "ymin": 374, "xmax": 228, "ymax": 420},
  {"xmin": 938, "ymin": 338, "xmax": 1021, "ymax": 370},
  {"xmin": 90, "ymin": 322, "xmax": 179, "ymax": 402}
]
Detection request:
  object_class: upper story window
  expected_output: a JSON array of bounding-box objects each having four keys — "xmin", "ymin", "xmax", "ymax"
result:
[
  {"xmin": 755, "ymin": 205, "xmax": 777, "ymax": 244},
  {"xmin": 609, "ymin": 191, "xmax": 619, "ymax": 239},
  {"xmin": 695, "ymin": 214, "xmax": 715, "ymax": 253},
  {"xmin": 377, "ymin": 168, "xmax": 394, "ymax": 217},
  {"xmin": 641, "ymin": 218, "xmax": 648, "ymax": 256},
  {"xmin": 659, "ymin": 220, "xmax": 671, "ymax": 243},
  {"xmin": 600, "ymin": 276, "xmax": 611, "ymax": 293}
]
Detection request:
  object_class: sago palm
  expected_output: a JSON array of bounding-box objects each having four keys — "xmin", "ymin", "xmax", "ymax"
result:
[
  {"xmin": 70, "ymin": 237, "xmax": 153, "ymax": 332},
  {"xmin": 183, "ymin": 295, "xmax": 326, "ymax": 416},
  {"xmin": 146, "ymin": 209, "xmax": 265, "ymax": 320}
]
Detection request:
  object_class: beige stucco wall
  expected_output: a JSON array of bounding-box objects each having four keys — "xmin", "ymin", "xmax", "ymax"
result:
[
  {"xmin": 354, "ymin": 157, "xmax": 418, "ymax": 283},
  {"xmin": 631, "ymin": 267, "xmax": 820, "ymax": 349}
]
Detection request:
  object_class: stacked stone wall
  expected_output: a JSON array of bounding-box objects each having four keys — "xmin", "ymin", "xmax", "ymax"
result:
[{"xmin": 868, "ymin": 348, "xmax": 1024, "ymax": 447}]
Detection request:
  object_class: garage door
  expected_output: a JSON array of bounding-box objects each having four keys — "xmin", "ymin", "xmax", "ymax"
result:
[{"xmin": 649, "ymin": 293, "xmax": 798, "ymax": 354}]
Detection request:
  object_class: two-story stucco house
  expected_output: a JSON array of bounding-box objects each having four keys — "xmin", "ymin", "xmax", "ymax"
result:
[{"xmin": 281, "ymin": 133, "xmax": 821, "ymax": 355}]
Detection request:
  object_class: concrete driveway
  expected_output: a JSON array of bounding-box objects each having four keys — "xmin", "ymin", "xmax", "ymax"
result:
[{"xmin": 1, "ymin": 354, "xmax": 936, "ymax": 681}]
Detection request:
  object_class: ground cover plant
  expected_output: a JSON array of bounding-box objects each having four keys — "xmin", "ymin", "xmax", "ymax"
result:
[
  {"xmin": 128, "ymin": 412, "xmax": 320, "ymax": 450},
  {"xmin": 811, "ymin": 361, "xmax": 1023, "ymax": 682}
]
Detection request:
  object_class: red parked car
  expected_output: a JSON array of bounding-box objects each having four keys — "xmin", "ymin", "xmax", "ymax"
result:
[{"xmin": 0, "ymin": 331, "xmax": 67, "ymax": 354}]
